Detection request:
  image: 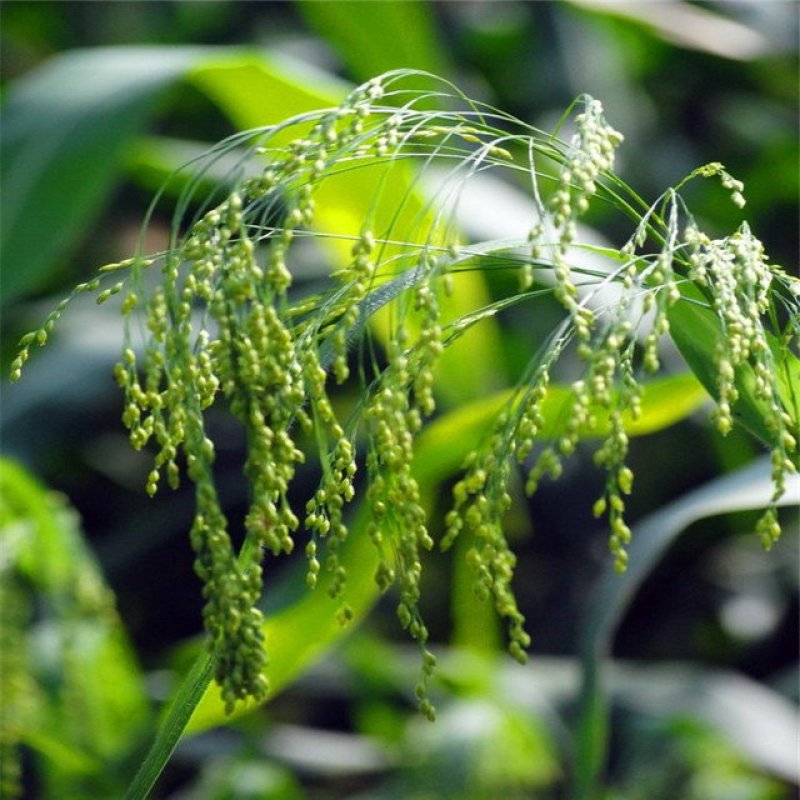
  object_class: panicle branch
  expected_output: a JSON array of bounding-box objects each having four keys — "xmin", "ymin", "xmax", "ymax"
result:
[{"xmin": 11, "ymin": 72, "xmax": 797, "ymax": 715}]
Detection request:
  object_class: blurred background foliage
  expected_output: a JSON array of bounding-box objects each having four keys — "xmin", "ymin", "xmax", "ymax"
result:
[{"xmin": 0, "ymin": 2, "xmax": 797, "ymax": 798}]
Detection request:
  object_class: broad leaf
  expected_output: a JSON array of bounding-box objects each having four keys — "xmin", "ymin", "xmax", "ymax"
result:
[
  {"xmin": 297, "ymin": 0, "xmax": 448, "ymax": 83},
  {"xmin": 0, "ymin": 47, "xmax": 209, "ymax": 305}
]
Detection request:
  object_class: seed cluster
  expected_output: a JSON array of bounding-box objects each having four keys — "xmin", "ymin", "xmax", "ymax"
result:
[
  {"xmin": 10, "ymin": 74, "xmax": 797, "ymax": 716},
  {"xmin": 548, "ymin": 98, "xmax": 624, "ymax": 345},
  {"xmin": 522, "ymin": 99, "xmax": 641, "ymax": 569},
  {"xmin": 686, "ymin": 222, "xmax": 797, "ymax": 546},
  {"xmin": 364, "ymin": 339, "xmax": 440, "ymax": 717},
  {"xmin": 100, "ymin": 79, "xmax": 395, "ymax": 709},
  {"xmin": 445, "ymin": 436, "xmax": 529, "ymax": 662}
]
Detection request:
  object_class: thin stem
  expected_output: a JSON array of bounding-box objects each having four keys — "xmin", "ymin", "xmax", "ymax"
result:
[{"xmin": 124, "ymin": 654, "xmax": 215, "ymax": 800}]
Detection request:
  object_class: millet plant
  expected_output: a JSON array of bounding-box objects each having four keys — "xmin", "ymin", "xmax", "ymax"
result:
[{"xmin": 11, "ymin": 69, "xmax": 799, "ymax": 751}]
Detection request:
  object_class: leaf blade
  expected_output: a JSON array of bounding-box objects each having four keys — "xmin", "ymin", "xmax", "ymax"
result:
[
  {"xmin": 297, "ymin": 0, "xmax": 448, "ymax": 83},
  {"xmin": 0, "ymin": 46, "xmax": 210, "ymax": 305},
  {"xmin": 573, "ymin": 458, "xmax": 800, "ymax": 798}
]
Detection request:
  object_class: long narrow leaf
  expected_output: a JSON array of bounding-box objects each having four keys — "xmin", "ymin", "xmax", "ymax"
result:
[
  {"xmin": 572, "ymin": 457, "xmax": 800, "ymax": 799},
  {"xmin": 124, "ymin": 656, "xmax": 215, "ymax": 800}
]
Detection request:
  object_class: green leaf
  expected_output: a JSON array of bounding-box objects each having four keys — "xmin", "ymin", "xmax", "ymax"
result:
[
  {"xmin": 668, "ymin": 283, "xmax": 793, "ymax": 446},
  {"xmin": 0, "ymin": 46, "xmax": 209, "ymax": 305},
  {"xmin": 124, "ymin": 135, "xmax": 230, "ymax": 199},
  {"xmin": 572, "ymin": 457, "xmax": 800, "ymax": 799},
  {"xmin": 1, "ymin": 45, "xmax": 324, "ymax": 307},
  {"xmin": 0, "ymin": 458, "xmax": 151, "ymax": 789},
  {"xmin": 297, "ymin": 0, "xmax": 449, "ymax": 83},
  {"xmin": 123, "ymin": 656, "xmax": 215, "ymax": 800},
  {"xmin": 18, "ymin": 731, "xmax": 102, "ymax": 777},
  {"xmin": 592, "ymin": 371, "xmax": 709, "ymax": 436},
  {"xmin": 769, "ymin": 329, "xmax": 800, "ymax": 426},
  {"xmin": 412, "ymin": 372, "xmax": 707, "ymax": 482}
]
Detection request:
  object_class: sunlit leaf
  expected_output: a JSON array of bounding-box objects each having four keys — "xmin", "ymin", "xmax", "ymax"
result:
[
  {"xmin": 414, "ymin": 372, "xmax": 707, "ymax": 482},
  {"xmin": 297, "ymin": 0, "xmax": 448, "ymax": 83},
  {"xmin": 769, "ymin": 330, "xmax": 800, "ymax": 426}
]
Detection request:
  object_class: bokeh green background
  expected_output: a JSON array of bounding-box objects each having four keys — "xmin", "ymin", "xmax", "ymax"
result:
[{"xmin": 1, "ymin": 2, "xmax": 797, "ymax": 799}]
